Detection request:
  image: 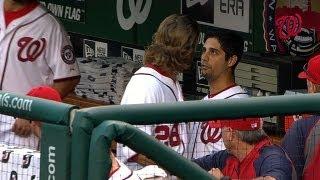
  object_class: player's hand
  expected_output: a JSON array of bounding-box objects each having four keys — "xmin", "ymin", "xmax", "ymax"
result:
[
  {"xmin": 209, "ymin": 168, "xmax": 224, "ymax": 179},
  {"xmin": 12, "ymin": 118, "xmax": 32, "ymax": 137},
  {"xmin": 31, "ymin": 121, "xmax": 41, "ymax": 137}
]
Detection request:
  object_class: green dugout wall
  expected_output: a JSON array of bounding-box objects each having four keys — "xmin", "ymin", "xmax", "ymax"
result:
[{"xmin": 39, "ymin": 0, "xmax": 320, "ymax": 56}]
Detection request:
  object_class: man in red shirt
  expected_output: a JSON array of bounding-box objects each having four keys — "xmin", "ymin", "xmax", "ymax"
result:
[{"xmin": 193, "ymin": 118, "xmax": 296, "ymax": 179}]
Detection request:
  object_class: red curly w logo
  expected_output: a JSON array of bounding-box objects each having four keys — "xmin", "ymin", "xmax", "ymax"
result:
[
  {"xmin": 17, "ymin": 37, "xmax": 46, "ymax": 62},
  {"xmin": 200, "ymin": 122, "xmax": 221, "ymax": 144}
]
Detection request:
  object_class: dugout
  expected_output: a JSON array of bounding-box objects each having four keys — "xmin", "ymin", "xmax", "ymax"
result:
[{"xmin": 39, "ymin": 0, "xmax": 320, "ymax": 133}]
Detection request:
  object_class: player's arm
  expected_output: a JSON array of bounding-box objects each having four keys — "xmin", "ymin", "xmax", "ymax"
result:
[
  {"xmin": 192, "ymin": 150, "xmax": 228, "ymax": 171},
  {"xmin": 52, "ymin": 77, "xmax": 80, "ymax": 98},
  {"xmin": 257, "ymin": 152, "xmax": 294, "ymax": 180},
  {"xmin": 127, "ymin": 153, "xmax": 155, "ymax": 166},
  {"xmin": 47, "ymin": 21, "xmax": 80, "ymax": 99}
]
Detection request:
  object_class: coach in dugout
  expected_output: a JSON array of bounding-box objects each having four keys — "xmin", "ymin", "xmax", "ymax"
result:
[
  {"xmin": 193, "ymin": 118, "xmax": 296, "ymax": 180},
  {"xmin": 281, "ymin": 55, "xmax": 320, "ymax": 180},
  {"xmin": 0, "ymin": 0, "xmax": 80, "ymax": 140}
]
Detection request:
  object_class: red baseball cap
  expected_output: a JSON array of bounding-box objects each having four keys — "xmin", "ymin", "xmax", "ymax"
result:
[
  {"xmin": 298, "ymin": 55, "xmax": 320, "ymax": 85},
  {"xmin": 208, "ymin": 117, "xmax": 261, "ymax": 131},
  {"xmin": 26, "ymin": 86, "xmax": 62, "ymax": 102}
]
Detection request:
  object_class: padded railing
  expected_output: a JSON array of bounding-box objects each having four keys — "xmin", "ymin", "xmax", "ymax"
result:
[
  {"xmin": 71, "ymin": 94, "xmax": 320, "ymax": 180},
  {"xmin": 0, "ymin": 91, "xmax": 78, "ymax": 180},
  {"xmin": 89, "ymin": 120, "xmax": 213, "ymax": 180}
]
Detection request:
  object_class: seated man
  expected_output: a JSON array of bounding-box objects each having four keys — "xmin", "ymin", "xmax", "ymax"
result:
[{"xmin": 193, "ymin": 118, "xmax": 295, "ymax": 180}]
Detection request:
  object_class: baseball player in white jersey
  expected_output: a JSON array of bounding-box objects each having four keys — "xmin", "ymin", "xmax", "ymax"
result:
[
  {"xmin": 0, "ymin": 0, "xmax": 80, "ymax": 144},
  {"xmin": 117, "ymin": 14, "xmax": 199, "ymax": 170},
  {"xmin": 188, "ymin": 30, "xmax": 250, "ymax": 159},
  {"xmin": 118, "ymin": 66, "xmax": 188, "ymax": 169},
  {"xmin": 0, "ymin": 0, "xmax": 80, "ymax": 95}
]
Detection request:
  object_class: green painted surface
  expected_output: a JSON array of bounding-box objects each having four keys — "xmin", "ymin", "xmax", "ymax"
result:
[
  {"xmin": 89, "ymin": 120, "xmax": 214, "ymax": 180},
  {"xmin": 41, "ymin": 124, "xmax": 71, "ymax": 180},
  {"xmin": 72, "ymin": 94, "xmax": 320, "ymax": 180}
]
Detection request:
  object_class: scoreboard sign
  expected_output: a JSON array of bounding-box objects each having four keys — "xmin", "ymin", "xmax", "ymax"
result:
[{"xmin": 182, "ymin": 0, "xmax": 250, "ymax": 33}]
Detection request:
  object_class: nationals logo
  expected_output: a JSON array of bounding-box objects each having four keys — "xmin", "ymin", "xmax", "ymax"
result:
[
  {"xmin": 276, "ymin": 14, "xmax": 302, "ymax": 41},
  {"xmin": 61, "ymin": 45, "xmax": 75, "ymax": 64},
  {"xmin": 200, "ymin": 122, "xmax": 221, "ymax": 144},
  {"xmin": 264, "ymin": 0, "xmax": 320, "ymax": 56},
  {"xmin": 17, "ymin": 37, "xmax": 46, "ymax": 62}
]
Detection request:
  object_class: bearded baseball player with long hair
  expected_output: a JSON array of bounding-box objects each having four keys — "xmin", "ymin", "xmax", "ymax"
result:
[
  {"xmin": 0, "ymin": 0, "xmax": 80, "ymax": 143},
  {"xmin": 117, "ymin": 14, "xmax": 200, "ymax": 170}
]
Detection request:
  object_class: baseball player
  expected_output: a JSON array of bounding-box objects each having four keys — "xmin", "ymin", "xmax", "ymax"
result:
[
  {"xmin": 0, "ymin": 86, "xmax": 62, "ymax": 150},
  {"xmin": 193, "ymin": 118, "xmax": 295, "ymax": 179},
  {"xmin": 117, "ymin": 14, "xmax": 200, "ymax": 170},
  {"xmin": 0, "ymin": 0, "xmax": 80, "ymax": 139},
  {"xmin": 0, "ymin": 0, "xmax": 80, "ymax": 96},
  {"xmin": 188, "ymin": 31, "xmax": 249, "ymax": 159}
]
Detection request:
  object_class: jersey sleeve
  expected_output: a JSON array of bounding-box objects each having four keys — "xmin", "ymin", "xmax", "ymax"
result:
[
  {"xmin": 255, "ymin": 146, "xmax": 295, "ymax": 180},
  {"xmin": 45, "ymin": 17, "xmax": 80, "ymax": 81},
  {"xmin": 192, "ymin": 150, "xmax": 229, "ymax": 171}
]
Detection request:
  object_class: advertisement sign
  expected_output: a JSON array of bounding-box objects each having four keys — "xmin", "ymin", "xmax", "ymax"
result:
[
  {"xmin": 40, "ymin": 0, "xmax": 86, "ymax": 23},
  {"xmin": 121, "ymin": 46, "xmax": 145, "ymax": 63},
  {"xmin": 83, "ymin": 39, "xmax": 108, "ymax": 58}
]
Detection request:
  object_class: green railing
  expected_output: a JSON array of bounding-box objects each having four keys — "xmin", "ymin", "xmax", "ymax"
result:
[
  {"xmin": 0, "ymin": 91, "xmax": 77, "ymax": 180},
  {"xmin": 89, "ymin": 120, "xmax": 213, "ymax": 180},
  {"xmin": 71, "ymin": 94, "xmax": 320, "ymax": 180},
  {"xmin": 0, "ymin": 92, "xmax": 75, "ymax": 125}
]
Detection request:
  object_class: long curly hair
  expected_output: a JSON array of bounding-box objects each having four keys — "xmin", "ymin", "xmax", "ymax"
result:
[{"xmin": 144, "ymin": 14, "xmax": 200, "ymax": 73}]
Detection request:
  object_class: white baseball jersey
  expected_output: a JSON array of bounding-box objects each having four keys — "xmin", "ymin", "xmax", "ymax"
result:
[
  {"xmin": 0, "ymin": 143, "xmax": 40, "ymax": 180},
  {"xmin": 109, "ymin": 159, "xmax": 167, "ymax": 180},
  {"xmin": 188, "ymin": 85, "xmax": 249, "ymax": 159},
  {"xmin": 0, "ymin": 1, "xmax": 80, "ymax": 95},
  {"xmin": 109, "ymin": 158, "xmax": 140, "ymax": 180},
  {"xmin": 0, "ymin": 114, "xmax": 38, "ymax": 150},
  {"xmin": 117, "ymin": 67, "xmax": 188, "ymax": 170}
]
